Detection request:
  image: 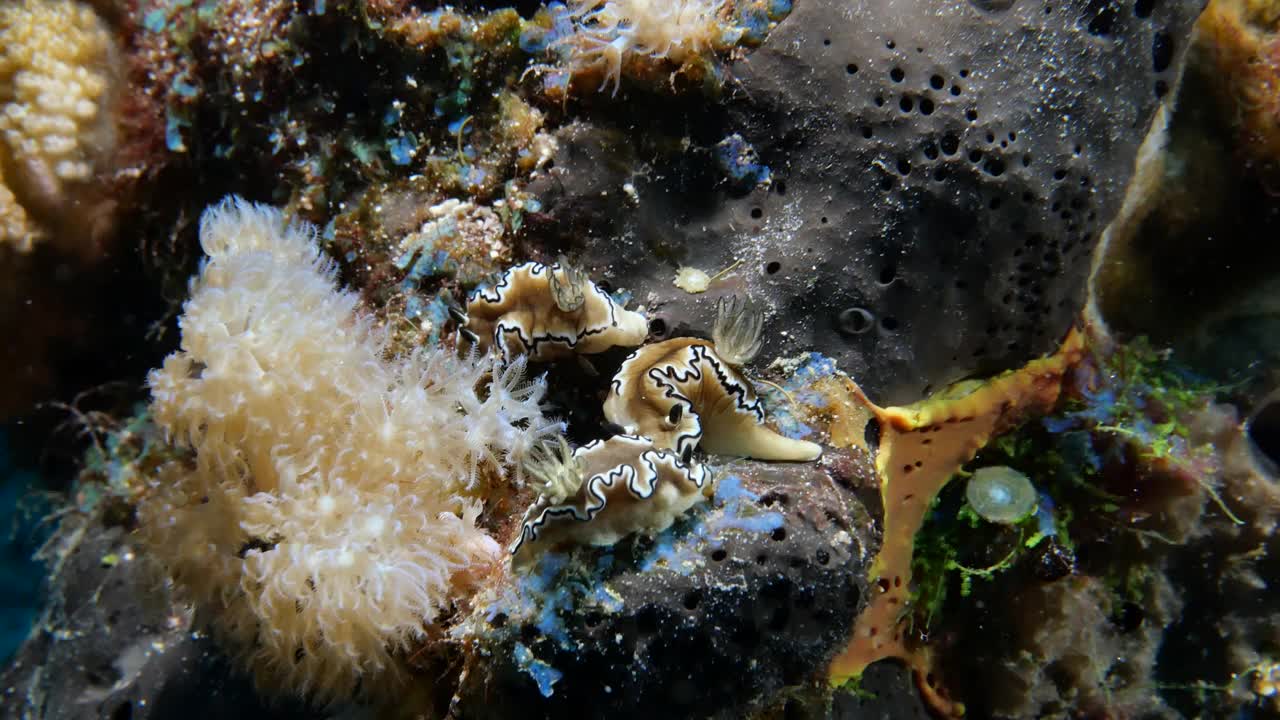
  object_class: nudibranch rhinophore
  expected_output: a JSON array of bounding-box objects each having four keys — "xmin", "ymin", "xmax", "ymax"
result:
[
  {"xmin": 511, "ymin": 434, "xmax": 712, "ymax": 559},
  {"xmin": 603, "ymin": 338, "xmax": 822, "ymax": 462},
  {"xmin": 460, "ymin": 260, "xmax": 647, "ymax": 362}
]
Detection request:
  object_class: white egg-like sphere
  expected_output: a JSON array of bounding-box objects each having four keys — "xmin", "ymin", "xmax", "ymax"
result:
[{"xmin": 966, "ymin": 466, "xmax": 1038, "ymax": 524}]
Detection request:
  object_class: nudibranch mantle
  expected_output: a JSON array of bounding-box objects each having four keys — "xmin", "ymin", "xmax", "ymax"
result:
[
  {"xmin": 463, "ymin": 261, "xmax": 647, "ymax": 362},
  {"xmin": 604, "ymin": 337, "xmax": 822, "ymax": 462},
  {"xmin": 511, "ymin": 434, "xmax": 712, "ymax": 559}
]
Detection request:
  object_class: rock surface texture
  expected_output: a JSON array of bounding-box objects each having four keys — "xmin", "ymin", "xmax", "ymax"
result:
[
  {"xmin": 531, "ymin": 0, "xmax": 1202, "ymax": 405},
  {"xmin": 0, "ymin": 517, "xmax": 312, "ymax": 720}
]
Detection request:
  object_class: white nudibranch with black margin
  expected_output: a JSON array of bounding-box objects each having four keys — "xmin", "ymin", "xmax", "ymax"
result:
[
  {"xmin": 603, "ymin": 336, "xmax": 822, "ymax": 462},
  {"xmin": 511, "ymin": 434, "xmax": 712, "ymax": 561},
  {"xmin": 458, "ymin": 258, "xmax": 648, "ymax": 363},
  {"xmin": 966, "ymin": 465, "xmax": 1039, "ymax": 524}
]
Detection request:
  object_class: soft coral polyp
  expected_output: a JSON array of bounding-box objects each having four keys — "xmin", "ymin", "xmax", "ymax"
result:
[{"xmin": 558, "ymin": 0, "xmax": 744, "ymax": 94}]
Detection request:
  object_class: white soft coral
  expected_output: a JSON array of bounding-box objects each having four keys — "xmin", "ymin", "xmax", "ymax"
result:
[
  {"xmin": 558, "ymin": 0, "xmax": 742, "ymax": 94},
  {"xmin": 141, "ymin": 197, "xmax": 558, "ymax": 701}
]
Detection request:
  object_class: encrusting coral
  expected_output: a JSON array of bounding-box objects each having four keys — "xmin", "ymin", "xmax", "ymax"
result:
[
  {"xmin": 394, "ymin": 198, "xmax": 512, "ymax": 288},
  {"xmin": 461, "ymin": 259, "xmax": 648, "ymax": 362},
  {"xmin": 139, "ymin": 197, "xmax": 560, "ymax": 702},
  {"xmin": 0, "ymin": 0, "xmax": 118, "ymax": 246},
  {"xmin": 510, "ymin": 433, "xmax": 712, "ymax": 559},
  {"xmin": 604, "ymin": 337, "xmax": 822, "ymax": 461}
]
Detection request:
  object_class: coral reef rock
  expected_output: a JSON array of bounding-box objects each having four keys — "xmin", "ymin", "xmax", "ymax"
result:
[
  {"xmin": 1090, "ymin": 7, "xmax": 1280, "ymax": 389},
  {"xmin": 531, "ymin": 0, "xmax": 1201, "ymax": 405},
  {"xmin": 0, "ymin": 514, "xmax": 313, "ymax": 720}
]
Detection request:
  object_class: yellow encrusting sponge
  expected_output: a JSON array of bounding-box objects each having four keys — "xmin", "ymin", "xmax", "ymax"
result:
[{"xmin": 140, "ymin": 197, "xmax": 560, "ymax": 702}]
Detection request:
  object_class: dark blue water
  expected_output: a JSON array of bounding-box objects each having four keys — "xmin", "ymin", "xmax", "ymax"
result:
[{"xmin": 0, "ymin": 430, "xmax": 52, "ymax": 663}]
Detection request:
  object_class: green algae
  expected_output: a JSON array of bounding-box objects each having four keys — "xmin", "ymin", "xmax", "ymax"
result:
[{"xmin": 908, "ymin": 336, "xmax": 1234, "ymax": 635}]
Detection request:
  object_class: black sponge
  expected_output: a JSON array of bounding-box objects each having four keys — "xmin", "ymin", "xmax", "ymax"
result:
[{"xmin": 526, "ymin": 0, "xmax": 1201, "ymax": 406}]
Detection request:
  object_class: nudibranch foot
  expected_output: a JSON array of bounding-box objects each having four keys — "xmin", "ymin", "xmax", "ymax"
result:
[{"xmin": 707, "ymin": 420, "xmax": 822, "ymax": 462}]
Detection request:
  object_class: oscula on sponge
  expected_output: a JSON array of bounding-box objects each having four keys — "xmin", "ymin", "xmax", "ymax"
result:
[{"xmin": 140, "ymin": 198, "xmax": 560, "ymax": 701}]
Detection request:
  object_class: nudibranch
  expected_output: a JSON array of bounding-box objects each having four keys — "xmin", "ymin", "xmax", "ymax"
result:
[
  {"xmin": 459, "ymin": 259, "xmax": 647, "ymax": 362},
  {"xmin": 603, "ymin": 337, "xmax": 822, "ymax": 461},
  {"xmin": 511, "ymin": 434, "xmax": 712, "ymax": 559}
]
